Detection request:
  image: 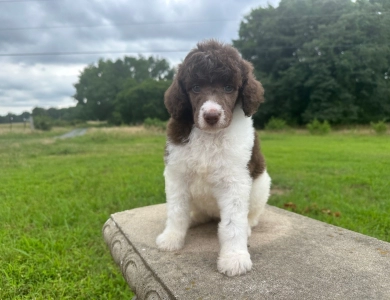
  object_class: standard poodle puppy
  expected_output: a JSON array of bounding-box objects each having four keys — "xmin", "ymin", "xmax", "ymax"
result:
[{"xmin": 156, "ymin": 40, "xmax": 271, "ymax": 276}]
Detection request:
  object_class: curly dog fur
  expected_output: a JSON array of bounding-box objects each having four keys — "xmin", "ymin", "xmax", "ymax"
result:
[{"xmin": 156, "ymin": 40, "xmax": 271, "ymax": 276}]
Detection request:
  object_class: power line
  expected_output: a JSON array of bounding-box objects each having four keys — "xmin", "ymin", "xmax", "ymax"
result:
[
  {"xmin": 0, "ymin": 49, "xmax": 191, "ymax": 57},
  {"xmin": 0, "ymin": 19, "xmax": 238, "ymax": 31},
  {"xmin": 244, "ymin": 11, "xmax": 388, "ymax": 20},
  {"xmin": 0, "ymin": 44, "xmax": 387, "ymax": 57},
  {"xmin": 0, "ymin": 11, "xmax": 388, "ymax": 31}
]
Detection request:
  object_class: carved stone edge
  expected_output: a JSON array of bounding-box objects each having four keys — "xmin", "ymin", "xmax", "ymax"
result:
[{"xmin": 103, "ymin": 217, "xmax": 173, "ymax": 300}]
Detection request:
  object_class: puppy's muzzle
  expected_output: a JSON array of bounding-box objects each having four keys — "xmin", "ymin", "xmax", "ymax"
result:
[{"xmin": 204, "ymin": 109, "xmax": 221, "ymax": 125}]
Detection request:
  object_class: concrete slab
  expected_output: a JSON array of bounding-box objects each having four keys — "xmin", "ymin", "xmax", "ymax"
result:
[{"xmin": 103, "ymin": 204, "xmax": 390, "ymax": 300}]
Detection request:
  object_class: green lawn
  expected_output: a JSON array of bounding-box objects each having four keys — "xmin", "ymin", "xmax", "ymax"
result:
[
  {"xmin": 0, "ymin": 126, "xmax": 389, "ymax": 299},
  {"xmin": 263, "ymin": 132, "xmax": 390, "ymax": 240}
]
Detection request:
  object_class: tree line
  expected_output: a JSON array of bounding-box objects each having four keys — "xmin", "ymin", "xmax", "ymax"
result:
[
  {"xmin": 234, "ymin": 0, "xmax": 390, "ymax": 127},
  {"xmin": 73, "ymin": 56, "xmax": 174, "ymax": 125},
  {"xmin": 2, "ymin": 0, "xmax": 389, "ymax": 128},
  {"xmin": 1, "ymin": 56, "xmax": 174, "ymax": 126},
  {"xmin": 0, "ymin": 112, "xmax": 31, "ymax": 124}
]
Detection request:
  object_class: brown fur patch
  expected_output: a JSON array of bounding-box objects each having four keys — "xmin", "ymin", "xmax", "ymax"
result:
[
  {"xmin": 166, "ymin": 118, "xmax": 193, "ymax": 145},
  {"xmin": 164, "ymin": 79, "xmax": 193, "ymax": 122},
  {"xmin": 247, "ymin": 131, "xmax": 266, "ymax": 179},
  {"xmin": 239, "ymin": 60, "xmax": 265, "ymax": 117},
  {"xmin": 180, "ymin": 40, "xmax": 243, "ymax": 90}
]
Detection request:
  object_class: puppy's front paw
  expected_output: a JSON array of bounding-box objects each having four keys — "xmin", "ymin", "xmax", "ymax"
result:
[
  {"xmin": 156, "ymin": 231, "xmax": 185, "ymax": 251},
  {"xmin": 217, "ymin": 251, "xmax": 252, "ymax": 276}
]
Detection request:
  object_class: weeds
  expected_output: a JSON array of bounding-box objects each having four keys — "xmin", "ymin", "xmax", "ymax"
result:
[
  {"xmin": 370, "ymin": 120, "xmax": 388, "ymax": 135},
  {"xmin": 307, "ymin": 119, "xmax": 331, "ymax": 135},
  {"xmin": 143, "ymin": 118, "xmax": 167, "ymax": 130},
  {"xmin": 265, "ymin": 117, "xmax": 288, "ymax": 131}
]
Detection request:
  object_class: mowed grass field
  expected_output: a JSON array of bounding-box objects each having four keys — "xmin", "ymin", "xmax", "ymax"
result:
[{"xmin": 0, "ymin": 123, "xmax": 389, "ymax": 299}]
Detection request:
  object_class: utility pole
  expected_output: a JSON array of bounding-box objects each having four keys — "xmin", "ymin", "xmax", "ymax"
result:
[{"xmin": 29, "ymin": 116, "xmax": 35, "ymax": 131}]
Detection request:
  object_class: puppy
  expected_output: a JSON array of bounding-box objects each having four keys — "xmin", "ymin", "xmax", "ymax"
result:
[{"xmin": 156, "ymin": 40, "xmax": 271, "ymax": 276}]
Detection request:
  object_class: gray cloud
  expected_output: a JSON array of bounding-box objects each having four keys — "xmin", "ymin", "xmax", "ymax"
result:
[{"xmin": 0, "ymin": 0, "xmax": 279, "ymax": 115}]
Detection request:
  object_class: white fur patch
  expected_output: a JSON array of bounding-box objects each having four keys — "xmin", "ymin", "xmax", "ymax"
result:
[{"xmin": 198, "ymin": 100, "xmax": 227, "ymax": 129}]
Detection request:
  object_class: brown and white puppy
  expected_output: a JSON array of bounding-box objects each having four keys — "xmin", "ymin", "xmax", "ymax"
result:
[{"xmin": 156, "ymin": 40, "xmax": 271, "ymax": 276}]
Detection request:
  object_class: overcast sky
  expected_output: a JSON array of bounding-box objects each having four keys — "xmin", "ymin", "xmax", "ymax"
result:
[{"xmin": 0, "ymin": 0, "xmax": 279, "ymax": 116}]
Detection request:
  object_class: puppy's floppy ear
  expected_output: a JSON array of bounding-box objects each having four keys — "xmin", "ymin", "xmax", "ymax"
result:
[
  {"xmin": 240, "ymin": 60, "xmax": 265, "ymax": 117},
  {"xmin": 164, "ymin": 74, "xmax": 192, "ymax": 121}
]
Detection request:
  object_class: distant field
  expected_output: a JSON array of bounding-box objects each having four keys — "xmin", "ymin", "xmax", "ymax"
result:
[
  {"xmin": 0, "ymin": 126, "xmax": 389, "ymax": 298},
  {"xmin": 0, "ymin": 122, "xmax": 68, "ymax": 135},
  {"xmin": 0, "ymin": 122, "xmax": 29, "ymax": 134}
]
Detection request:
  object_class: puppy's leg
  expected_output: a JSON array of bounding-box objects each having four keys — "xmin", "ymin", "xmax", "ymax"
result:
[
  {"xmin": 248, "ymin": 170, "xmax": 271, "ymax": 229},
  {"xmin": 215, "ymin": 176, "xmax": 253, "ymax": 276},
  {"xmin": 156, "ymin": 167, "xmax": 191, "ymax": 251}
]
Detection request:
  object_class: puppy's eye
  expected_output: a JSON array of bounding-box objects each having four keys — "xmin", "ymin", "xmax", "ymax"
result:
[
  {"xmin": 192, "ymin": 85, "xmax": 201, "ymax": 93},
  {"xmin": 224, "ymin": 85, "xmax": 234, "ymax": 93}
]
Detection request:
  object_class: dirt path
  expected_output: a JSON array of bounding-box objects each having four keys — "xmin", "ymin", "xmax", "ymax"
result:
[{"xmin": 57, "ymin": 128, "xmax": 87, "ymax": 139}]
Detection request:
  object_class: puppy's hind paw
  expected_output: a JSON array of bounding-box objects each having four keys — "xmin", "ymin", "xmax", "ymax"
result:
[
  {"xmin": 156, "ymin": 231, "xmax": 185, "ymax": 251},
  {"xmin": 217, "ymin": 251, "xmax": 252, "ymax": 276}
]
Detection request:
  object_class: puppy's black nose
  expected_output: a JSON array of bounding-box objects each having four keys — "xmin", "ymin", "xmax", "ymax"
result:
[{"xmin": 204, "ymin": 111, "xmax": 221, "ymax": 125}]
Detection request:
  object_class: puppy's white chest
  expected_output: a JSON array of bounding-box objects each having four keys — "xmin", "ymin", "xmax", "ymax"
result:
[
  {"xmin": 184, "ymin": 141, "xmax": 221, "ymax": 216},
  {"xmin": 181, "ymin": 133, "xmax": 227, "ymax": 175},
  {"xmin": 170, "ymin": 133, "xmax": 227, "ymax": 203}
]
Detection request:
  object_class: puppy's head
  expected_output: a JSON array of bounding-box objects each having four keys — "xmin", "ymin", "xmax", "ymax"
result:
[{"xmin": 165, "ymin": 40, "xmax": 264, "ymax": 132}]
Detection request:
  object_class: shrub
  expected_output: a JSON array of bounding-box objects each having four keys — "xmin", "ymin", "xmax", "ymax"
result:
[
  {"xmin": 143, "ymin": 118, "xmax": 166, "ymax": 130},
  {"xmin": 107, "ymin": 111, "xmax": 123, "ymax": 126},
  {"xmin": 265, "ymin": 117, "xmax": 288, "ymax": 131},
  {"xmin": 33, "ymin": 116, "xmax": 53, "ymax": 131},
  {"xmin": 370, "ymin": 120, "xmax": 387, "ymax": 135},
  {"xmin": 307, "ymin": 119, "xmax": 331, "ymax": 135}
]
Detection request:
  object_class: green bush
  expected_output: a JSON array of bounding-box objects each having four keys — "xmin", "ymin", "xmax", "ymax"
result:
[
  {"xmin": 107, "ymin": 111, "xmax": 123, "ymax": 126},
  {"xmin": 33, "ymin": 116, "xmax": 53, "ymax": 131},
  {"xmin": 143, "ymin": 118, "xmax": 166, "ymax": 130},
  {"xmin": 307, "ymin": 119, "xmax": 331, "ymax": 135},
  {"xmin": 370, "ymin": 120, "xmax": 387, "ymax": 135},
  {"xmin": 265, "ymin": 117, "xmax": 288, "ymax": 131}
]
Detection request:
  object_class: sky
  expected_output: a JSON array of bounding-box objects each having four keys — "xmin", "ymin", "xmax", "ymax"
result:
[{"xmin": 0, "ymin": 0, "xmax": 280, "ymax": 116}]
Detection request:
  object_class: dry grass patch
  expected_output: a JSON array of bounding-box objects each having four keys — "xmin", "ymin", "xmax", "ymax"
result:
[
  {"xmin": 270, "ymin": 188, "xmax": 290, "ymax": 196},
  {"xmin": 88, "ymin": 126, "xmax": 147, "ymax": 135},
  {"xmin": 41, "ymin": 138, "xmax": 56, "ymax": 145},
  {"xmin": 0, "ymin": 123, "xmax": 29, "ymax": 134}
]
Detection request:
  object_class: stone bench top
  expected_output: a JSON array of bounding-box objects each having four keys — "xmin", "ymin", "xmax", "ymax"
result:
[{"xmin": 103, "ymin": 204, "xmax": 390, "ymax": 300}]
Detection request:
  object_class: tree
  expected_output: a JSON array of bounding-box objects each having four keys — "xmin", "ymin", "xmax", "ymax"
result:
[
  {"xmin": 73, "ymin": 56, "xmax": 174, "ymax": 121},
  {"xmin": 234, "ymin": 0, "xmax": 390, "ymax": 126},
  {"xmin": 0, "ymin": 111, "xmax": 31, "ymax": 124},
  {"xmin": 114, "ymin": 79, "xmax": 171, "ymax": 124},
  {"xmin": 32, "ymin": 107, "xmax": 47, "ymax": 117},
  {"xmin": 30, "ymin": 106, "xmax": 85, "ymax": 125},
  {"xmin": 59, "ymin": 105, "xmax": 84, "ymax": 121}
]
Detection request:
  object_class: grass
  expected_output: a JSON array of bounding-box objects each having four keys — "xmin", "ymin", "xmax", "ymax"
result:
[
  {"xmin": 0, "ymin": 126, "xmax": 165, "ymax": 299},
  {"xmin": 0, "ymin": 125, "xmax": 389, "ymax": 298},
  {"xmin": 264, "ymin": 132, "xmax": 390, "ymax": 240}
]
